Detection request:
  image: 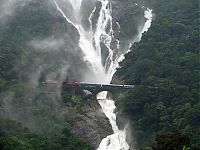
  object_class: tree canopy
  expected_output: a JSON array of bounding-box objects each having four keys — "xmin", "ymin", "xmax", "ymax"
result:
[{"xmin": 115, "ymin": 0, "xmax": 199, "ymax": 148}]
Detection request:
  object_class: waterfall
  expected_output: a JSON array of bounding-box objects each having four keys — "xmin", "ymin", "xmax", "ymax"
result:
[
  {"xmin": 54, "ymin": 0, "xmax": 153, "ymax": 149},
  {"xmin": 97, "ymin": 8, "xmax": 153, "ymax": 150}
]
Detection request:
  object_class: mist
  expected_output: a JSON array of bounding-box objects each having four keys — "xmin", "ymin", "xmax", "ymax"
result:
[
  {"xmin": 0, "ymin": 0, "xmax": 148, "ymax": 143},
  {"xmin": 0, "ymin": 0, "xmax": 31, "ymax": 25},
  {"xmin": 29, "ymin": 37, "xmax": 65, "ymax": 51},
  {"xmin": 0, "ymin": 0, "xmax": 94, "ymax": 132}
]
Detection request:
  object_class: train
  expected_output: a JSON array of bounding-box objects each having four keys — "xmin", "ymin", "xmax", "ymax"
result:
[
  {"xmin": 64, "ymin": 81, "xmax": 134, "ymax": 89},
  {"xmin": 44, "ymin": 80, "xmax": 134, "ymax": 89}
]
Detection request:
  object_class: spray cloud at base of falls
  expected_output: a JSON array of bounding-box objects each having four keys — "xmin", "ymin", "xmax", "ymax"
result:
[{"xmin": 54, "ymin": 0, "xmax": 152, "ymax": 149}]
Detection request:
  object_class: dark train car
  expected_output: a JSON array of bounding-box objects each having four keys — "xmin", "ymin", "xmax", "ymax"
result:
[
  {"xmin": 110, "ymin": 84, "xmax": 124, "ymax": 88},
  {"xmin": 101, "ymin": 84, "xmax": 113, "ymax": 89},
  {"xmin": 80, "ymin": 82, "xmax": 102, "ymax": 88}
]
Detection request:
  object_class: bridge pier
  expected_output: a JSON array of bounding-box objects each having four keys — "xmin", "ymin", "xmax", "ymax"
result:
[{"xmin": 88, "ymin": 90, "xmax": 98, "ymax": 100}]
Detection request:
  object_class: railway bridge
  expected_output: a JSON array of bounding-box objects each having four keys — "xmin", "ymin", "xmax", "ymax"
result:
[{"xmin": 43, "ymin": 80, "xmax": 134, "ymax": 99}]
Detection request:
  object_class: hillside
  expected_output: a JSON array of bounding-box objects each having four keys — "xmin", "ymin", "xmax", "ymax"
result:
[
  {"xmin": 0, "ymin": 0, "xmax": 199, "ymax": 149},
  {"xmin": 115, "ymin": 0, "xmax": 199, "ymax": 149}
]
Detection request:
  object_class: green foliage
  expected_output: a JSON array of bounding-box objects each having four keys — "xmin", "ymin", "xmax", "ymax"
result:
[
  {"xmin": 115, "ymin": 0, "xmax": 199, "ymax": 148},
  {"xmin": 152, "ymin": 131, "xmax": 190, "ymax": 150},
  {"xmin": 68, "ymin": 96, "xmax": 83, "ymax": 112},
  {"xmin": 0, "ymin": 133, "xmax": 93, "ymax": 150},
  {"xmin": 0, "ymin": 120, "xmax": 93, "ymax": 150},
  {"xmin": 0, "ymin": 137, "xmax": 28, "ymax": 150},
  {"xmin": 62, "ymin": 89, "xmax": 85, "ymax": 112},
  {"xmin": 0, "ymin": 1, "xmax": 93, "ymax": 149}
]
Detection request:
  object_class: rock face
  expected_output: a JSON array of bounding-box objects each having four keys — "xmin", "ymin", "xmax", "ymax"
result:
[
  {"xmin": 63, "ymin": 100, "xmax": 113, "ymax": 149},
  {"xmin": 112, "ymin": 0, "xmax": 146, "ymax": 54}
]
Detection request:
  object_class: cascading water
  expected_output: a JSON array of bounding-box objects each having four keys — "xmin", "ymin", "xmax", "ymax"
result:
[
  {"xmin": 54, "ymin": 0, "xmax": 152, "ymax": 149},
  {"xmin": 97, "ymin": 8, "xmax": 152, "ymax": 150}
]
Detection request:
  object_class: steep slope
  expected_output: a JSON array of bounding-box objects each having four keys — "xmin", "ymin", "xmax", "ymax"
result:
[{"xmin": 115, "ymin": 0, "xmax": 199, "ymax": 148}]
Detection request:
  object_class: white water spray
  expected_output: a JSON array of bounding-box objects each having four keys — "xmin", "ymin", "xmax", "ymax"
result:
[
  {"xmin": 54, "ymin": 0, "xmax": 106, "ymax": 82},
  {"xmin": 54, "ymin": 0, "xmax": 153, "ymax": 149},
  {"xmin": 97, "ymin": 8, "xmax": 152, "ymax": 150}
]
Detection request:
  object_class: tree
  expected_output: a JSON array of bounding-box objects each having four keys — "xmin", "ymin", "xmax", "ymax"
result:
[{"xmin": 152, "ymin": 131, "xmax": 190, "ymax": 150}]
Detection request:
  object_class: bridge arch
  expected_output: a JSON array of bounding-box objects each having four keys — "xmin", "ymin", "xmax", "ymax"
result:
[
  {"xmin": 80, "ymin": 88, "xmax": 115, "ymax": 100},
  {"xmin": 84, "ymin": 89, "xmax": 115, "ymax": 100},
  {"xmin": 96, "ymin": 90, "xmax": 113, "ymax": 100},
  {"xmin": 43, "ymin": 81, "xmax": 134, "ymax": 100}
]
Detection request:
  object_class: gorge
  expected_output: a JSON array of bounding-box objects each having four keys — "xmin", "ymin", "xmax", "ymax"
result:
[
  {"xmin": 53, "ymin": 0, "xmax": 152, "ymax": 149},
  {"xmin": 0, "ymin": 0, "xmax": 153, "ymax": 149},
  {"xmin": 1, "ymin": 0, "xmax": 198, "ymax": 149}
]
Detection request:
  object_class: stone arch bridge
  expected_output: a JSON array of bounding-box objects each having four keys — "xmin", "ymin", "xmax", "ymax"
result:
[{"xmin": 43, "ymin": 80, "xmax": 134, "ymax": 99}]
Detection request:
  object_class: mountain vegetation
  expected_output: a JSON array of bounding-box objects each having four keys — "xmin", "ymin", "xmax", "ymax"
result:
[
  {"xmin": 0, "ymin": 120, "xmax": 92, "ymax": 150},
  {"xmin": 115, "ymin": 0, "xmax": 199, "ymax": 149},
  {"xmin": 0, "ymin": 1, "xmax": 93, "ymax": 149},
  {"xmin": 0, "ymin": 0, "xmax": 199, "ymax": 149}
]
